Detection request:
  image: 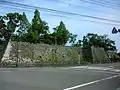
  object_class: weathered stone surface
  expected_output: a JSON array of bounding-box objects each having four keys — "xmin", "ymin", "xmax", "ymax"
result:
[
  {"xmin": 91, "ymin": 46, "xmax": 110, "ymax": 63},
  {"xmin": 1, "ymin": 41, "xmax": 83, "ymax": 67},
  {"xmin": 1, "ymin": 41, "xmax": 111, "ymax": 67}
]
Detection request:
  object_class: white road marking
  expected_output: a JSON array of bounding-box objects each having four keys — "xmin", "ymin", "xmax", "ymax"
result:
[
  {"xmin": 60, "ymin": 67, "xmax": 120, "ymax": 75},
  {"xmin": 108, "ymin": 65, "xmax": 120, "ymax": 68},
  {"xmin": 70, "ymin": 66, "xmax": 120, "ymax": 72},
  {"xmin": 63, "ymin": 74, "xmax": 120, "ymax": 90},
  {"xmin": 73, "ymin": 68, "xmax": 120, "ymax": 74}
]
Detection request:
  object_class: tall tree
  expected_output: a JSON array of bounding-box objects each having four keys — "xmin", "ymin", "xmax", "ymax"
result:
[
  {"xmin": 53, "ymin": 21, "xmax": 69, "ymax": 45},
  {"xmin": 4, "ymin": 13, "xmax": 23, "ymax": 42},
  {"xmin": 17, "ymin": 12, "xmax": 31, "ymax": 36},
  {"xmin": 6, "ymin": 13, "xmax": 22, "ymax": 33},
  {"xmin": 12, "ymin": 12, "xmax": 31, "ymax": 42},
  {"xmin": 0, "ymin": 17, "xmax": 6, "ymax": 43},
  {"xmin": 28, "ymin": 9, "xmax": 49, "ymax": 43},
  {"xmin": 31, "ymin": 9, "xmax": 49, "ymax": 35},
  {"xmin": 0, "ymin": 13, "xmax": 22, "ymax": 42}
]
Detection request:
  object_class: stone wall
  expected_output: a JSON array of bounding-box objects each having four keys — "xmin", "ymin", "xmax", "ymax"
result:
[
  {"xmin": 1, "ymin": 41, "xmax": 83, "ymax": 67},
  {"xmin": 0, "ymin": 42, "xmax": 8, "ymax": 63},
  {"xmin": 0, "ymin": 44, "xmax": 5, "ymax": 61},
  {"xmin": 91, "ymin": 46, "xmax": 110, "ymax": 63},
  {"xmin": 1, "ymin": 41, "xmax": 111, "ymax": 67}
]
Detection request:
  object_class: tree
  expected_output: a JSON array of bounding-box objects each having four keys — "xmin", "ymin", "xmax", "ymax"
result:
[
  {"xmin": 12, "ymin": 12, "xmax": 31, "ymax": 42},
  {"xmin": 0, "ymin": 17, "xmax": 6, "ymax": 43},
  {"xmin": 53, "ymin": 21, "xmax": 70, "ymax": 45},
  {"xmin": 26, "ymin": 28, "xmax": 40, "ymax": 43},
  {"xmin": 12, "ymin": 9, "xmax": 49, "ymax": 44},
  {"xmin": 6, "ymin": 13, "xmax": 22, "ymax": 33},
  {"xmin": 82, "ymin": 33, "xmax": 116, "ymax": 51},
  {"xmin": 0, "ymin": 16, "xmax": 5, "ymax": 29},
  {"xmin": 26, "ymin": 9, "xmax": 49, "ymax": 43},
  {"xmin": 69, "ymin": 33, "xmax": 77, "ymax": 46},
  {"xmin": 17, "ymin": 12, "xmax": 31, "ymax": 36},
  {"xmin": 74, "ymin": 40, "xmax": 82, "ymax": 47},
  {"xmin": 82, "ymin": 36, "xmax": 89, "ymax": 48},
  {"xmin": 4, "ymin": 13, "xmax": 23, "ymax": 42},
  {"xmin": 31, "ymin": 9, "xmax": 49, "ymax": 35},
  {"xmin": 0, "ymin": 13, "xmax": 22, "ymax": 43},
  {"xmin": 43, "ymin": 33, "xmax": 55, "ymax": 45}
]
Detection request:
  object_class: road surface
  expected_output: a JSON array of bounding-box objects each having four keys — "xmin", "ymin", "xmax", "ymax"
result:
[{"xmin": 0, "ymin": 63, "xmax": 120, "ymax": 90}]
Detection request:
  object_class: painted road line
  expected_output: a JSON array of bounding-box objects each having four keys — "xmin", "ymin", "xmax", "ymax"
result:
[
  {"xmin": 73, "ymin": 68, "xmax": 120, "ymax": 75},
  {"xmin": 108, "ymin": 65, "xmax": 120, "ymax": 68},
  {"xmin": 63, "ymin": 74, "xmax": 120, "ymax": 90},
  {"xmin": 60, "ymin": 67, "xmax": 120, "ymax": 75},
  {"xmin": 70, "ymin": 66, "xmax": 120, "ymax": 72}
]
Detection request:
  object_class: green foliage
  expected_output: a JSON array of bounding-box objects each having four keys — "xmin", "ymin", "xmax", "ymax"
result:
[
  {"xmin": 0, "ymin": 13, "xmax": 21, "ymax": 43},
  {"xmin": 0, "ymin": 12, "xmax": 23, "ymax": 43},
  {"xmin": 31, "ymin": 9, "xmax": 49, "ymax": 35},
  {"xmin": 42, "ymin": 21, "xmax": 70, "ymax": 45},
  {"xmin": 53, "ymin": 21, "xmax": 70, "ymax": 45},
  {"xmin": 12, "ymin": 12, "xmax": 31, "ymax": 42},
  {"xmin": 23, "ymin": 9, "xmax": 49, "ymax": 44},
  {"xmin": 6, "ymin": 13, "xmax": 22, "ymax": 33},
  {"xmin": 0, "ymin": 17, "xmax": 6, "ymax": 37},
  {"xmin": 73, "ymin": 40, "xmax": 82, "ymax": 47},
  {"xmin": 17, "ymin": 12, "xmax": 31, "ymax": 36},
  {"xmin": 82, "ymin": 33, "xmax": 116, "ymax": 51},
  {"xmin": 26, "ymin": 29, "xmax": 40, "ymax": 43},
  {"xmin": 69, "ymin": 33, "xmax": 77, "ymax": 45},
  {"xmin": 12, "ymin": 9, "xmax": 49, "ymax": 44},
  {"xmin": 43, "ymin": 33, "xmax": 55, "ymax": 45}
]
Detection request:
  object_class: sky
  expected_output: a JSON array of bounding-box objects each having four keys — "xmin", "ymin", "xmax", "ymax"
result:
[{"xmin": 0, "ymin": 0, "xmax": 120, "ymax": 51}]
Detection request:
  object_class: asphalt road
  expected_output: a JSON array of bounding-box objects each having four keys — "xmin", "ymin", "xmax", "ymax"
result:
[{"xmin": 0, "ymin": 63, "xmax": 120, "ymax": 90}]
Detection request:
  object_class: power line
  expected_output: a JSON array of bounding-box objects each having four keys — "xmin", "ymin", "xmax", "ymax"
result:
[
  {"xmin": 79, "ymin": 0, "xmax": 120, "ymax": 10},
  {"xmin": 50, "ymin": 0, "xmax": 120, "ymax": 7},
  {"xmin": 48, "ymin": 0, "xmax": 120, "ymax": 16},
  {"xmin": 80, "ymin": 0, "xmax": 117, "ymax": 9},
  {"xmin": 0, "ymin": 5, "xmax": 32, "ymax": 12},
  {"xmin": 0, "ymin": 0, "xmax": 120, "ymax": 24},
  {"xmin": 0, "ymin": 5, "xmax": 120, "ymax": 26},
  {"xmin": 100, "ymin": 0, "xmax": 120, "ymax": 6},
  {"xmin": 88, "ymin": 0, "xmax": 120, "ymax": 8}
]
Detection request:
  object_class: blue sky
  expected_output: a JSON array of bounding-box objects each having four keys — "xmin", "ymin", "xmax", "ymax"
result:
[{"xmin": 0, "ymin": 0, "xmax": 120, "ymax": 51}]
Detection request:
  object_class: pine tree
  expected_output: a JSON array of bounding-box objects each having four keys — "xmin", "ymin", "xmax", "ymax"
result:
[{"xmin": 53, "ymin": 21, "xmax": 69, "ymax": 45}]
